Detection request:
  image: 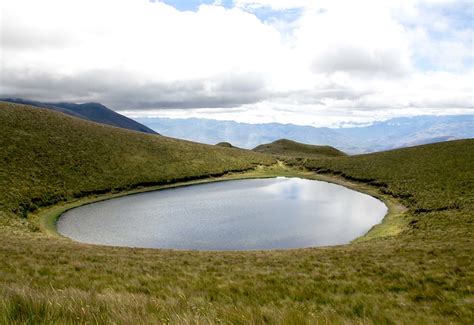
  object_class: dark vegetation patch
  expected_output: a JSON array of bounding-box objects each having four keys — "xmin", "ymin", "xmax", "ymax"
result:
[{"xmin": 215, "ymin": 141, "xmax": 234, "ymax": 148}]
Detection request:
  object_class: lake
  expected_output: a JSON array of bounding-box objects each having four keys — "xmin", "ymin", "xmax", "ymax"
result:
[{"xmin": 57, "ymin": 178, "xmax": 387, "ymax": 250}]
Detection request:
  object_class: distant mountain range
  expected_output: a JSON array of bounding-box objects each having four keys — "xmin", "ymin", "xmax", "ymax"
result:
[
  {"xmin": 1, "ymin": 98, "xmax": 158, "ymax": 135},
  {"xmin": 137, "ymin": 115, "xmax": 474, "ymax": 153},
  {"xmin": 3, "ymin": 98, "xmax": 471, "ymax": 153}
]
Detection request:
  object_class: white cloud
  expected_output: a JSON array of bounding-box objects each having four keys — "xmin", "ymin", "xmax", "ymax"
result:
[
  {"xmin": 292, "ymin": 2, "xmax": 412, "ymax": 77},
  {"xmin": 0, "ymin": 0, "xmax": 472, "ymax": 126},
  {"xmin": 233, "ymin": 0, "xmax": 308, "ymax": 10}
]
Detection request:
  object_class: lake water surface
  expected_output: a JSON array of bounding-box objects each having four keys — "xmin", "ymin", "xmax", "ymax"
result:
[{"xmin": 58, "ymin": 178, "xmax": 387, "ymax": 250}]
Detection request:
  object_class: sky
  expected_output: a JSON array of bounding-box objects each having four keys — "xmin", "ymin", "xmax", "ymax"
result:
[{"xmin": 1, "ymin": 0, "xmax": 473, "ymax": 127}]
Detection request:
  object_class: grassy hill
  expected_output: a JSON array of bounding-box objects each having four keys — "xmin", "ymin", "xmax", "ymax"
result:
[
  {"xmin": 215, "ymin": 141, "xmax": 234, "ymax": 148},
  {"xmin": 253, "ymin": 138, "xmax": 346, "ymax": 158},
  {"xmin": 0, "ymin": 102, "xmax": 275, "ymax": 218},
  {"xmin": 0, "ymin": 103, "xmax": 473, "ymax": 323}
]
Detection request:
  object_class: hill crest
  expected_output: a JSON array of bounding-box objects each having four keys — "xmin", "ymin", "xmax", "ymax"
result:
[{"xmin": 253, "ymin": 139, "xmax": 346, "ymax": 158}]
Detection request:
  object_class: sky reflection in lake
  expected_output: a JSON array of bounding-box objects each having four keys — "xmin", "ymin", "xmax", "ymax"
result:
[{"xmin": 58, "ymin": 178, "xmax": 387, "ymax": 250}]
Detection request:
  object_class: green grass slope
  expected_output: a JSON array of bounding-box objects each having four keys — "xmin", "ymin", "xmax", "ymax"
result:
[
  {"xmin": 0, "ymin": 103, "xmax": 473, "ymax": 323},
  {"xmin": 253, "ymin": 138, "xmax": 346, "ymax": 158},
  {"xmin": 0, "ymin": 102, "xmax": 275, "ymax": 218}
]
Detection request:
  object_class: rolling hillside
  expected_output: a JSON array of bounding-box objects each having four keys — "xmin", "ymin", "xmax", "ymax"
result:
[
  {"xmin": 1, "ymin": 98, "xmax": 158, "ymax": 135},
  {"xmin": 253, "ymin": 139, "xmax": 346, "ymax": 158},
  {"xmin": 0, "ymin": 103, "xmax": 473, "ymax": 323},
  {"xmin": 0, "ymin": 102, "xmax": 275, "ymax": 218}
]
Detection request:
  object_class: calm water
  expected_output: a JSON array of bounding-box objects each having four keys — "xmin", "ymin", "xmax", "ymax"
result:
[{"xmin": 58, "ymin": 178, "xmax": 387, "ymax": 250}]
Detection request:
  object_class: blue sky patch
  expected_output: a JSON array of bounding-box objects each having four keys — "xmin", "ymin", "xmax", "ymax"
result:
[
  {"xmin": 156, "ymin": 0, "xmax": 303, "ymax": 24},
  {"xmin": 157, "ymin": 0, "xmax": 233, "ymax": 12}
]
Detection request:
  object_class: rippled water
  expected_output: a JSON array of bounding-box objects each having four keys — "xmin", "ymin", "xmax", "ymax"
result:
[{"xmin": 58, "ymin": 178, "xmax": 387, "ymax": 250}]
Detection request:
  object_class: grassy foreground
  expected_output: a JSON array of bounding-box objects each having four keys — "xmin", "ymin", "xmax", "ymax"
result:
[{"xmin": 0, "ymin": 103, "xmax": 473, "ymax": 323}]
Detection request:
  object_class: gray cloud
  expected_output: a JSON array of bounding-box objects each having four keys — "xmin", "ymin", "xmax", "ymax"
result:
[
  {"xmin": 311, "ymin": 45, "xmax": 409, "ymax": 77},
  {"xmin": 0, "ymin": 68, "xmax": 269, "ymax": 109},
  {"xmin": 1, "ymin": 0, "xmax": 472, "ymax": 127}
]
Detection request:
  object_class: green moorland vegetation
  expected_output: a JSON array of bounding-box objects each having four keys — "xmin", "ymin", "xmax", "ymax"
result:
[
  {"xmin": 253, "ymin": 138, "xmax": 347, "ymax": 159},
  {"xmin": 0, "ymin": 102, "xmax": 473, "ymax": 323}
]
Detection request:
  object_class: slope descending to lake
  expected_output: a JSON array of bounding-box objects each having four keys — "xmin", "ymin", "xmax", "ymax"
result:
[
  {"xmin": 285, "ymin": 139, "xmax": 474, "ymax": 242},
  {"xmin": 286, "ymin": 140, "xmax": 473, "ymax": 213},
  {"xmin": 0, "ymin": 102, "xmax": 275, "ymax": 218},
  {"xmin": 0, "ymin": 106, "xmax": 473, "ymax": 323}
]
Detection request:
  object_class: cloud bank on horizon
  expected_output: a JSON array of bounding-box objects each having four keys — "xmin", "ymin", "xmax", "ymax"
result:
[{"xmin": 1, "ymin": 0, "xmax": 473, "ymax": 126}]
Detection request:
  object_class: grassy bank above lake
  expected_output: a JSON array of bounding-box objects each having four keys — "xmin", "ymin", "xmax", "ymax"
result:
[
  {"xmin": 0, "ymin": 103, "xmax": 473, "ymax": 323},
  {"xmin": 35, "ymin": 164, "xmax": 405, "ymax": 246}
]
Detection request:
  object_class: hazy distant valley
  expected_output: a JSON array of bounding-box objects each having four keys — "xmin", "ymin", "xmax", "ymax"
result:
[{"xmin": 138, "ymin": 115, "xmax": 474, "ymax": 153}]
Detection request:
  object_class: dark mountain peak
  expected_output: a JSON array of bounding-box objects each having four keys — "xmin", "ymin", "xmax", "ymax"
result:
[{"xmin": 0, "ymin": 98, "xmax": 159, "ymax": 135}]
